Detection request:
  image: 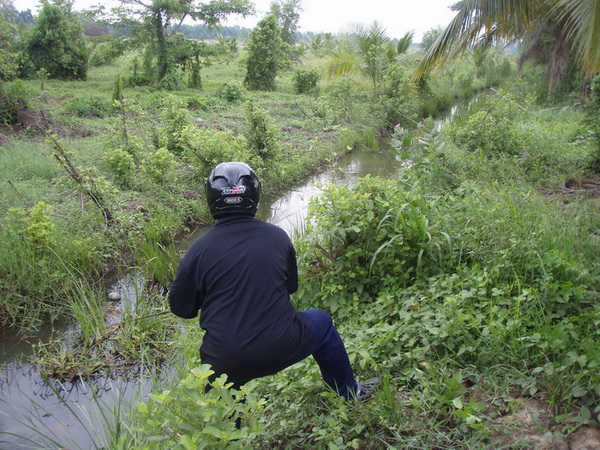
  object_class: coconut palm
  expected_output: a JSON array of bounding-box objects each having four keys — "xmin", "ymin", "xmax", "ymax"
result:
[{"xmin": 413, "ymin": 0, "xmax": 600, "ymax": 84}]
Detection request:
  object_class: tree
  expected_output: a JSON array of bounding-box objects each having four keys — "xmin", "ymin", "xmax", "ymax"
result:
[
  {"xmin": 420, "ymin": 26, "xmax": 443, "ymax": 51},
  {"xmin": 244, "ymin": 14, "xmax": 288, "ymax": 91},
  {"xmin": 269, "ymin": 0, "xmax": 302, "ymax": 45},
  {"xmin": 327, "ymin": 22, "xmax": 397, "ymax": 89},
  {"xmin": 413, "ymin": 0, "xmax": 600, "ymax": 94},
  {"xmin": 25, "ymin": 1, "xmax": 88, "ymax": 80},
  {"xmin": 107, "ymin": 0, "xmax": 252, "ymax": 81},
  {"xmin": 0, "ymin": 1, "xmax": 18, "ymax": 80},
  {"xmin": 1, "ymin": 0, "xmax": 35, "ymax": 80}
]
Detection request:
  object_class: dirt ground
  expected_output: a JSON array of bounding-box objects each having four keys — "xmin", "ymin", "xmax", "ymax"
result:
[{"xmin": 488, "ymin": 397, "xmax": 600, "ymax": 449}]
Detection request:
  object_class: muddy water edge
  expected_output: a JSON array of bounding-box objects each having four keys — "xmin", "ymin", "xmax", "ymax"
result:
[{"xmin": 0, "ymin": 149, "xmax": 401, "ymax": 449}]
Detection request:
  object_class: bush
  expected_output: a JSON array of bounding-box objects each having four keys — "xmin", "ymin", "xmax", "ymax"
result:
[
  {"xmin": 160, "ymin": 71, "xmax": 184, "ymax": 91},
  {"xmin": 140, "ymin": 147, "xmax": 177, "ymax": 185},
  {"xmin": 151, "ymin": 95, "xmax": 193, "ymax": 154},
  {"xmin": 245, "ymin": 102, "xmax": 279, "ymax": 161},
  {"xmin": 447, "ymin": 90, "xmax": 530, "ymax": 157},
  {"xmin": 296, "ymin": 176, "xmax": 448, "ymax": 318},
  {"xmin": 216, "ymin": 82, "xmax": 246, "ymax": 103},
  {"xmin": 374, "ymin": 65, "xmax": 418, "ymax": 132},
  {"xmin": 65, "ymin": 96, "xmax": 114, "ymax": 118},
  {"xmin": 130, "ymin": 363, "xmax": 265, "ymax": 448},
  {"xmin": 0, "ymin": 80, "xmax": 31, "ymax": 125},
  {"xmin": 103, "ymin": 147, "xmax": 136, "ymax": 188},
  {"xmin": 127, "ymin": 57, "xmax": 153, "ymax": 87},
  {"xmin": 88, "ymin": 39, "xmax": 126, "ymax": 67},
  {"xmin": 587, "ymin": 74, "xmax": 600, "ymax": 173},
  {"xmin": 186, "ymin": 95, "xmax": 219, "ymax": 111},
  {"xmin": 293, "ymin": 68, "xmax": 320, "ymax": 95},
  {"xmin": 181, "ymin": 127, "xmax": 259, "ymax": 179},
  {"xmin": 24, "ymin": 2, "xmax": 88, "ymax": 80}
]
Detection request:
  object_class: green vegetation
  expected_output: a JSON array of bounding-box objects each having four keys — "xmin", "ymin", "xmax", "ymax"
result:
[
  {"xmin": 244, "ymin": 14, "xmax": 289, "ymax": 91},
  {"xmin": 0, "ymin": 2, "xmax": 599, "ymax": 447},
  {"xmin": 23, "ymin": 2, "xmax": 88, "ymax": 80}
]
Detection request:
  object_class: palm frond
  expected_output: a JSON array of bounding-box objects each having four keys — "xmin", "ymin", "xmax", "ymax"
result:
[
  {"xmin": 553, "ymin": 0, "xmax": 600, "ymax": 75},
  {"xmin": 326, "ymin": 52, "xmax": 360, "ymax": 78},
  {"xmin": 397, "ymin": 31, "xmax": 415, "ymax": 54},
  {"xmin": 413, "ymin": 0, "xmax": 549, "ymax": 81}
]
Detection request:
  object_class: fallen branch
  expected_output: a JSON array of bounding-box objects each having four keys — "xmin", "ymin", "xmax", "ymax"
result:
[{"xmin": 47, "ymin": 133, "xmax": 114, "ymax": 225}]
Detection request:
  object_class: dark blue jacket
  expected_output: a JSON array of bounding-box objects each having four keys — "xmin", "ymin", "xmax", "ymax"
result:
[{"xmin": 169, "ymin": 215, "xmax": 311, "ymax": 383}]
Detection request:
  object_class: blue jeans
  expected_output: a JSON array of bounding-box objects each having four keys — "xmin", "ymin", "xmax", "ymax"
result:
[
  {"xmin": 293, "ymin": 309, "xmax": 357, "ymax": 398},
  {"xmin": 205, "ymin": 309, "xmax": 357, "ymax": 399}
]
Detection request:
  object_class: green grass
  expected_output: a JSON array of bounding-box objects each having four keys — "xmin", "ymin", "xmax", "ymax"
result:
[{"xmin": 0, "ymin": 141, "xmax": 57, "ymax": 181}]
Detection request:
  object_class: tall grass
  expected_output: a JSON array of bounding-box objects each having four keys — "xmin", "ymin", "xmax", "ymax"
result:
[
  {"xmin": 0, "ymin": 203, "xmax": 103, "ymax": 330},
  {"xmin": 69, "ymin": 279, "xmax": 106, "ymax": 345}
]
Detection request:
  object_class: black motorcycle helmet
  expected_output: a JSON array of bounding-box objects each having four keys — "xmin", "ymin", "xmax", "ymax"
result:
[{"xmin": 206, "ymin": 162, "xmax": 261, "ymax": 219}]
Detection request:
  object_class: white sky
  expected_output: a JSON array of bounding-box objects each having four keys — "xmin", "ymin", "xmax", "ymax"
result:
[{"xmin": 15, "ymin": 0, "xmax": 457, "ymax": 41}]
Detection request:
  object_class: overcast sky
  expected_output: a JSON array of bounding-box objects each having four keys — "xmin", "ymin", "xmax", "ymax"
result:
[{"xmin": 16, "ymin": 0, "xmax": 457, "ymax": 41}]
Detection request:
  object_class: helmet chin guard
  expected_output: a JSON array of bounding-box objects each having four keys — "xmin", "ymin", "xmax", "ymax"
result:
[{"xmin": 206, "ymin": 162, "xmax": 261, "ymax": 219}]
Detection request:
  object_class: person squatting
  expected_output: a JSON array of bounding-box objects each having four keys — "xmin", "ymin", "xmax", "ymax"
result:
[{"xmin": 169, "ymin": 162, "xmax": 379, "ymax": 401}]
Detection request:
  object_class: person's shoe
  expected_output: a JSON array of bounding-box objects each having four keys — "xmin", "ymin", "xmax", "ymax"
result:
[{"xmin": 355, "ymin": 377, "xmax": 381, "ymax": 401}]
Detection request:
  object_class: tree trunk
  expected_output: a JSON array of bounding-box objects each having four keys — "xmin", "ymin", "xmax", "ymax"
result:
[
  {"xmin": 154, "ymin": 10, "xmax": 168, "ymax": 81},
  {"xmin": 546, "ymin": 31, "xmax": 570, "ymax": 103}
]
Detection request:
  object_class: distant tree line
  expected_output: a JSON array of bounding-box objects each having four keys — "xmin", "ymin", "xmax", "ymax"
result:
[
  {"xmin": 0, "ymin": 0, "xmax": 34, "ymax": 27},
  {"xmin": 172, "ymin": 23, "xmax": 320, "ymax": 43}
]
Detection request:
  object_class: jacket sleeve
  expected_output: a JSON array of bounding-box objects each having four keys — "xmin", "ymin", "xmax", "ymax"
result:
[
  {"xmin": 287, "ymin": 244, "xmax": 299, "ymax": 294},
  {"xmin": 168, "ymin": 258, "xmax": 203, "ymax": 319}
]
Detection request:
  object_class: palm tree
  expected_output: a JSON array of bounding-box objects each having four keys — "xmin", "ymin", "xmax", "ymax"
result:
[
  {"xmin": 413, "ymin": 0, "xmax": 600, "ymax": 88},
  {"xmin": 327, "ymin": 22, "xmax": 400, "ymax": 89}
]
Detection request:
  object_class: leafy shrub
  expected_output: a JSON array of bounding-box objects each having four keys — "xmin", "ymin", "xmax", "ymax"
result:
[
  {"xmin": 151, "ymin": 95, "xmax": 193, "ymax": 154},
  {"xmin": 88, "ymin": 39, "xmax": 126, "ymax": 67},
  {"xmin": 127, "ymin": 57, "xmax": 153, "ymax": 87},
  {"xmin": 373, "ymin": 65, "xmax": 418, "ymax": 132},
  {"xmin": 65, "ymin": 96, "xmax": 114, "ymax": 118},
  {"xmin": 216, "ymin": 82, "xmax": 246, "ymax": 103},
  {"xmin": 187, "ymin": 58, "xmax": 202, "ymax": 89},
  {"xmin": 323, "ymin": 79, "xmax": 370, "ymax": 123},
  {"xmin": 447, "ymin": 90, "xmax": 530, "ymax": 157},
  {"xmin": 244, "ymin": 15, "xmax": 289, "ymax": 91},
  {"xmin": 103, "ymin": 147, "xmax": 136, "ymax": 188},
  {"xmin": 160, "ymin": 71, "xmax": 184, "ymax": 91},
  {"xmin": 24, "ymin": 2, "xmax": 88, "ymax": 80},
  {"xmin": 0, "ymin": 48, "xmax": 18, "ymax": 81},
  {"xmin": 587, "ymin": 74, "xmax": 600, "ymax": 173},
  {"xmin": 245, "ymin": 102, "xmax": 279, "ymax": 161},
  {"xmin": 484, "ymin": 56, "xmax": 513, "ymax": 87},
  {"xmin": 0, "ymin": 80, "xmax": 31, "ymax": 125},
  {"xmin": 131, "ymin": 363, "xmax": 265, "ymax": 448},
  {"xmin": 140, "ymin": 147, "xmax": 177, "ymax": 185},
  {"xmin": 180, "ymin": 127, "xmax": 259, "ymax": 179},
  {"xmin": 296, "ymin": 176, "xmax": 448, "ymax": 317},
  {"xmin": 186, "ymin": 95, "xmax": 219, "ymax": 111},
  {"xmin": 293, "ymin": 68, "xmax": 320, "ymax": 94}
]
